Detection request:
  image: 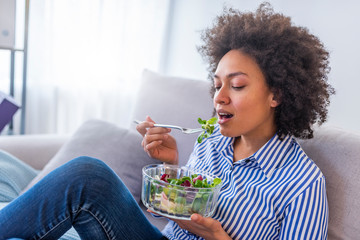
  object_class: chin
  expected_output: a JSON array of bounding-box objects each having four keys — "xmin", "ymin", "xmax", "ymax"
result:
[{"xmin": 219, "ymin": 126, "xmax": 238, "ymax": 138}]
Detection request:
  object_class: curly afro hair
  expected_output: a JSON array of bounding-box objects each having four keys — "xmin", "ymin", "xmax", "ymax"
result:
[{"xmin": 198, "ymin": 2, "xmax": 335, "ymax": 139}]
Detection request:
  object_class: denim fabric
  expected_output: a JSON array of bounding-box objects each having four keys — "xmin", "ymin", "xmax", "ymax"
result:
[{"xmin": 0, "ymin": 157, "xmax": 165, "ymax": 240}]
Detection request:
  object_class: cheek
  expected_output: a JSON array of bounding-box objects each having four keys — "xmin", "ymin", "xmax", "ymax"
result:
[
  {"xmin": 250, "ymin": 97, "xmax": 274, "ymax": 118},
  {"xmin": 233, "ymin": 96, "xmax": 271, "ymax": 118},
  {"xmin": 233, "ymin": 97, "xmax": 249, "ymax": 111}
]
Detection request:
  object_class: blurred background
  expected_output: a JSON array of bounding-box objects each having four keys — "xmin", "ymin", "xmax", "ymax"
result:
[{"xmin": 1, "ymin": 0, "xmax": 359, "ymax": 135}]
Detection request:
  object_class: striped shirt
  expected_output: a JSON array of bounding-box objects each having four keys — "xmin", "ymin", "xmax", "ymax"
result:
[{"xmin": 162, "ymin": 125, "xmax": 328, "ymax": 239}]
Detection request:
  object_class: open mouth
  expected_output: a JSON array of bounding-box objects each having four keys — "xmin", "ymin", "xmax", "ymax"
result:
[{"xmin": 218, "ymin": 112, "xmax": 233, "ymax": 120}]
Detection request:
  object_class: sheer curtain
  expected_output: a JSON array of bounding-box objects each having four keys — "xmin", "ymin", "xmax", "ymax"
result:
[{"xmin": 26, "ymin": 0, "xmax": 171, "ymax": 134}]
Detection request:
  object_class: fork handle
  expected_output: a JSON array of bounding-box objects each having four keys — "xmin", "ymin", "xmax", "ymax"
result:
[
  {"xmin": 153, "ymin": 124, "xmax": 182, "ymax": 131},
  {"xmin": 134, "ymin": 120, "xmax": 182, "ymax": 131}
]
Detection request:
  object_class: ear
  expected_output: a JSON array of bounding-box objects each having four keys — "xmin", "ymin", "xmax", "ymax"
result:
[
  {"xmin": 270, "ymin": 90, "xmax": 281, "ymax": 108},
  {"xmin": 270, "ymin": 97, "xmax": 280, "ymax": 107}
]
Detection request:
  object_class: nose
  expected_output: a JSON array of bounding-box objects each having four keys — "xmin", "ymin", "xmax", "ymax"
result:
[{"xmin": 214, "ymin": 87, "xmax": 230, "ymax": 105}]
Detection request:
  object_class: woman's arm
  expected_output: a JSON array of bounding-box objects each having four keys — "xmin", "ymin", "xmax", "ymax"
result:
[{"xmin": 279, "ymin": 176, "xmax": 328, "ymax": 239}]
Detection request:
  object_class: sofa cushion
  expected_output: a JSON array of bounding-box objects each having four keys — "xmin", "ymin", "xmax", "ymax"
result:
[
  {"xmin": 21, "ymin": 119, "xmax": 159, "ymax": 202},
  {"xmin": 0, "ymin": 150, "xmax": 38, "ymax": 201},
  {"xmin": 130, "ymin": 69, "xmax": 214, "ymax": 166},
  {"xmin": 0, "ymin": 134, "xmax": 68, "ymax": 170},
  {"xmin": 298, "ymin": 125, "xmax": 360, "ymax": 239}
]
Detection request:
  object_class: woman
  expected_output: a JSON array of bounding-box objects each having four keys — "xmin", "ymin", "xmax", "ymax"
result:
[
  {"xmin": 0, "ymin": 3, "xmax": 333, "ymax": 240},
  {"xmin": 138, "ymin": 4, "xmax": 333, "ymax": 239}
]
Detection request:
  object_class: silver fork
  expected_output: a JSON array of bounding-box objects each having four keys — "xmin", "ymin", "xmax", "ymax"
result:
[{"xmin": 133, "ymin": 120, "xmax": 203, "ymax": 134}]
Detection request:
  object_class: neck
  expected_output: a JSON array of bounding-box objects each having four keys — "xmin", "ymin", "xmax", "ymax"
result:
[{"xmin": 233, "ymin": 127, "xmax": 276, "ymax": 162}]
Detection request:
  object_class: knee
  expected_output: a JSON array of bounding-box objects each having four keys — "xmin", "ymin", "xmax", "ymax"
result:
[
  {"xmin": 63, "ymin": 157, "xmax": 124, "ymax": 196},
  {"xmin": 62, "ymin": 156, "xmax": 114, "ymax": 180},
  {"xmin": 68, "ymin": 156, "xmax": 108, "ymax": 169},
  {"xmin": 54, "ymin": 156, "xmax": 121, "ymax": 191}
]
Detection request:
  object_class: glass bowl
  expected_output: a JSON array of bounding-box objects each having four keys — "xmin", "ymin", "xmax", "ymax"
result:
[{"xmin": 141, "ymin": 164, "xmax": 222, "ymax": 220}]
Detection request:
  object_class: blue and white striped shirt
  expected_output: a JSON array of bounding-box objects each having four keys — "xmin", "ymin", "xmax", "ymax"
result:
[{"xmin": 162, "ymin": 125, "xmax": 328, "ymax": 239}]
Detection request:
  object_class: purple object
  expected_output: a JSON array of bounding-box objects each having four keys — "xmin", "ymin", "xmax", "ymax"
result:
[{"xmin": 0, "ymin": 91, "xmax": 20, "ymax": 133}]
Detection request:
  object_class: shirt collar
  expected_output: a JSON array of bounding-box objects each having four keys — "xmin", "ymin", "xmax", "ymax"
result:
[
  {"xmin": 252, "ymin": 133, "xmax": 294, "ymax": 178},
  {"xmin": 208, "ymin": 125, "xmax": 294, "ymax": 178}
]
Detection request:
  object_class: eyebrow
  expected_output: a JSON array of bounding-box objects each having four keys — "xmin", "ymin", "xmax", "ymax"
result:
[{"xmin": 213, "ymin": 71, "xmax": 247, "ymax": 79}]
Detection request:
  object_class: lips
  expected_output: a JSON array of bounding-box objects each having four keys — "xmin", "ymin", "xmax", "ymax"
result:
[{"xmin": 217, "ymin": 109, "xmax": 233, "ymax": 124}]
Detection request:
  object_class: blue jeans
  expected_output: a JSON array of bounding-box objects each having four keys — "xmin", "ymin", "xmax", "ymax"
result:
[{"xmin": 0, "ymin": 157, "xmax": 165, "ymax": 240}]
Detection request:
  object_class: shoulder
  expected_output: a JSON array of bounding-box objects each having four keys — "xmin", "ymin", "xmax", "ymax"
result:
[
  {"xmin": 292, "ymin": 138, "xmax": 324, "ymax": 178},
  {"xmin": 279, "ymin": 137, "xmax": 326, "ymax": 197}
]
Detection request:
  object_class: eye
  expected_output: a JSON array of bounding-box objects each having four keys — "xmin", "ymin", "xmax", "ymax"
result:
[
  {"xmin": 232, "ymin": 86, "xmax": 244, "ymax": 90},
  {"xmin": 213, "ymin": 82, "xmax": 221, "ymax": 91},
  {"xmin": 214, "ymin": 86, "xmax": 221, "ymax": 91}
]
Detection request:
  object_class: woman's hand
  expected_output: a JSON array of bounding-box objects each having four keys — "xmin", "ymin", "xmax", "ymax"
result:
[
  {"xmin": 147, "ymin": 209, "xmax": 230, "ymax": 240},
  {"xmin": 173, "ymin": 214, "xmax": 231, "ymax": 240},
  {"xmin": 136, "ymin": 116, "xmax": 178, "ymax": 164}
]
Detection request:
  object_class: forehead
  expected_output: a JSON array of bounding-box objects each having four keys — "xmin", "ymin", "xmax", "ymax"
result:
[{"xmin": 215, "ymin": 49, "xmax": 263, "ymax": 77}]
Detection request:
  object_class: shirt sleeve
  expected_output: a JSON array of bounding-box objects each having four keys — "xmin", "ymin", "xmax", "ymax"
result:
[{"xmin": 279, "ymin": 176, "xmax": 328, "ymax": 240}]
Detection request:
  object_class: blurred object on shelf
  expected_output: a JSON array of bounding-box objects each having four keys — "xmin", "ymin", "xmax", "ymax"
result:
[{"xmin": 0, "ymin": 91, "xmax": 20, "ymax": 133}]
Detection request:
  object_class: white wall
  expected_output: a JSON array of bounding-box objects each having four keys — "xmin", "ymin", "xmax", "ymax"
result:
[{"xmin": 164, "ymin": 0, "xmax": 360, "ymax": 134}]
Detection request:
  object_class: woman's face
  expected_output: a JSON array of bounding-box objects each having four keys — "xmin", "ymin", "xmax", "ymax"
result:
[{"xmin": 213, "ymin": 49, "xmax": 279, "ymax": 138}]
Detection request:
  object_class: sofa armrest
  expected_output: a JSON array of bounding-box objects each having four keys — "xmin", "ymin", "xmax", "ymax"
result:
[{"xmin": 0, "ymin": 134, "xmax": 69, "ymax": 170}]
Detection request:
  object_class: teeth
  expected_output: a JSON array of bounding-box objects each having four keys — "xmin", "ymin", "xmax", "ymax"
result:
[{"xmin": 218, "ymin": 112, "xmax": 233, "ymax": 119}]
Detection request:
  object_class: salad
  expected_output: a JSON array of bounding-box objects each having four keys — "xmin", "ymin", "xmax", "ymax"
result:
[
  {"xmin": 146, "ymin": 172, "xmax": 222, "ymax": 218},
  {"xmin": 197, "ymin": 117, "xmax": 218, "ymax": 143}
]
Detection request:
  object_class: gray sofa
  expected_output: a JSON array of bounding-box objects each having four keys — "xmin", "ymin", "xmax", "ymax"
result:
[{"xmin": 1, "ymin": 69, "xmax": 359, "ymax": 239}]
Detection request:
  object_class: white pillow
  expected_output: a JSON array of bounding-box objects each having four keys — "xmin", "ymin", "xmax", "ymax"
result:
[{"xmin": 131, "ymin": 69, "xmax": 214, "ymax": 166}]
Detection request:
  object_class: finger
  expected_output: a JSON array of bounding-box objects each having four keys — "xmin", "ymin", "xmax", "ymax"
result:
[
  {"xmin": 146, "ymin": 209, "xmax": 155, "ymax": 214},
  {"xmin": 146, "ymin": 209, "xmax": 161, "ymax": 217},
  {"xmin": 145, "ymin": 140, "xmax": 163, "ymax": 151},
  {"xmin": 142, "ymin": 130, "xmax": 169, "ymax": 147},
  {"xmin": 146, "ymin": 124, "xmax": 171, "ymax": 136},
  {"xmin": 171, "ymin": 218, "xmax": 193, "ymax": 231},
  {"xmin": 135, "ymin": 119, "xmax": 154, "ymax": 136},
  {"xmin": 146, "ymin": 115, "xmax": 155, "ymax": 123},
  {"xmin": 144, "ymin": 127, "xmax": 169, "ymax": 139},
  {"xmin": 190, "ymin": 214, "xmax": 211, "ymax": 228},
  {"xmin": 143, "ymin": 132, "xmax": 168, "ymax": 150},
  {"xmin": 141, "ymin": 138, "xmax": 145, "ymax": 148}
]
